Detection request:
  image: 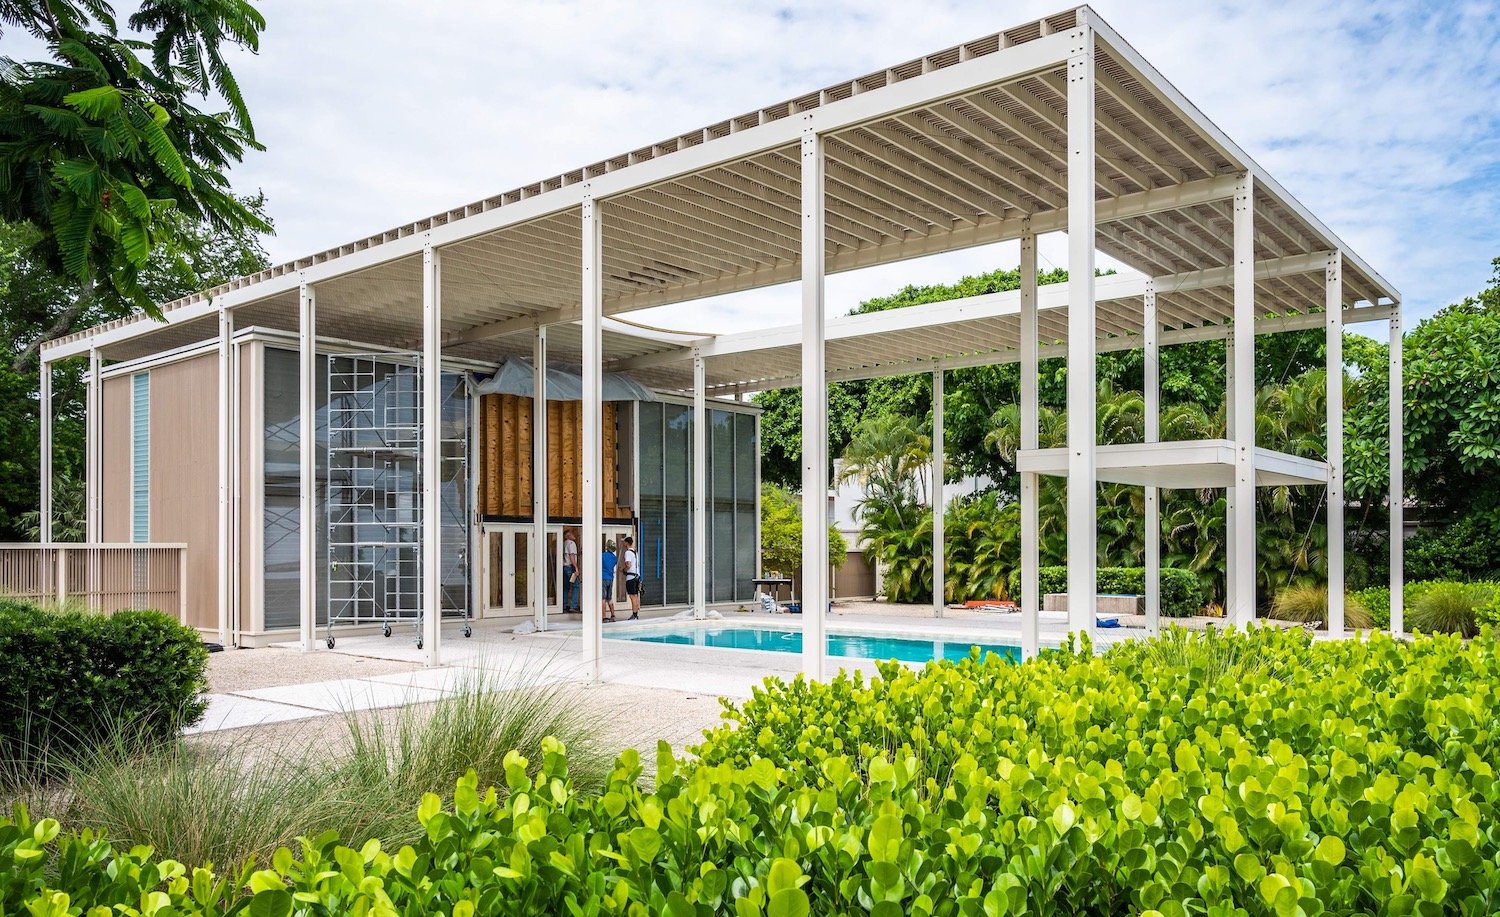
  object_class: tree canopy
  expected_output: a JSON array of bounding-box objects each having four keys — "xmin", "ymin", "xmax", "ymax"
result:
[
  {"xmin": 769, "ymin": 255, "xmax": 1500, "ymax": 604},
  {"xmin": 2, "ymin": 206, "xmax": 271, "ymax": 539},
  {"xmin": 0, "ymin": 0, "xmax": 268, "ymax": 371}
]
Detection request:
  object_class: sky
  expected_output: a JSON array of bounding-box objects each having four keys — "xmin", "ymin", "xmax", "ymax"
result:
[{"xmin": 17, "ymin": 0, "xmax": 1500, "ymax": 333}]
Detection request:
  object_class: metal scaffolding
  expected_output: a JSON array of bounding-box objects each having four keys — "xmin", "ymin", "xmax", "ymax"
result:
[{"xmin": 324, "ymin": 354, "xmax": 471, "ymax": 649}]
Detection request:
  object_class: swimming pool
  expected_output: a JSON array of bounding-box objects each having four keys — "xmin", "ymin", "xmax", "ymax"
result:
[{"xmin": 604, "ymin": 624, "xmax": 1019, "ymax": 664}]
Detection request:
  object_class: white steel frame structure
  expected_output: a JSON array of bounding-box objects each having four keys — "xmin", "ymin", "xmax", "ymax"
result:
[{"xmin": 40, "ymin": 6, "xmax": 1401, "ymax": 671}]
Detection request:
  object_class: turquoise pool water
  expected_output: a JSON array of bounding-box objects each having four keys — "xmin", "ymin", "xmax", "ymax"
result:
[{"xmin": 605, "ymin": 625, "xmax": 1019, "ymax": 664}]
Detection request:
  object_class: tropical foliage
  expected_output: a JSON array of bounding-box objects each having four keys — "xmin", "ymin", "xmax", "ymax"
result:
[
  {"xmin": 787, "ymin": 257, "xmax": 1500, "ymax": 612},
  {"xmin": 0, "ymin": 212, "xmax": 270, "ymax": 539},
  {"xmin": 0, "ymin": 0, "xmax": 269, "ymax": 340},
  {"xmin": 8, "ymin": 627, "xmax": 1500, "ymax": 914},
  {"xmin": 758, "ymin": 483, "xmax": 846, "ymax": 578},
  {"xmin": 0, "ymin": 0, "xmax": 273, "ymax": 540}
]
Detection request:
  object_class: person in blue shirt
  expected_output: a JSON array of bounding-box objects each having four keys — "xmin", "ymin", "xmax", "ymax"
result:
[{"xmin": 601, "ymin": 540, "xmax": 619, "ymax": 623}]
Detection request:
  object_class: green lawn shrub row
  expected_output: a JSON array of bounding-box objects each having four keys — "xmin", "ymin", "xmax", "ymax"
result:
[
  {"xmin": 7, "ymin": 626, "xmax": 1498, "ymax": 914},
  {"xmin": 1005, "ymin": 565, "xmax": 1205, "ymax": 617},
  {"xmin": 0, "ymin": 600, "xmax": 207, "ymax": 772}
]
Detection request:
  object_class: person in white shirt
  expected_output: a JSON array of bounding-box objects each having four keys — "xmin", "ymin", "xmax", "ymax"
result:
[
  {"xmin": 562, "ymin": 528, "xmax": 580, "ymax": 613},
  {"xmin": 621, "ymin": 535, "xmax": 641, "ymax": 620}
]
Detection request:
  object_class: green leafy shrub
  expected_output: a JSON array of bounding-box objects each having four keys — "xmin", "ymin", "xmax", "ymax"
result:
[
  {"xmin": 1404, "ymin": 511, "xmax": 1500, "ymax": 583},
  {"xmin": 1269, "ymin": 583, "xmax": 1374, "ymax": 629},
  {"xmin": 0, "ymin": 600, "xmax": 207, "ymax": 773},
  {"xmin": 12, "ymin": 627, "xmax": 1500, "ymax": 914},
  {"xmin": 1408, "ymin": 580, "xmax": 1496, "ymax": 638},
  {"xmin": 1006, "ymin": 565, "xmax": 1205, "ymax": 616},
  {"xmin": 1352, "ymin": 586, "xmax": 1392, "ymax": 628}
]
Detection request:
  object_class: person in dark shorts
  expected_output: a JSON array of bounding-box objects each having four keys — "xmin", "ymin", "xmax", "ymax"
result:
[
  {"xmin": 601, "ymin": 539, "xmax": 618, "ymax": 623},
  {"xmin": 622, "ymin": 535, "xmax": 641, "ymax": 620}
]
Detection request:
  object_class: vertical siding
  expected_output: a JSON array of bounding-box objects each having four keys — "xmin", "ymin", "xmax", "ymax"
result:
[
  {"xmin": 101, "ymin": 376, "xmax": 131, "ymax": 543},
  {"xmin": 147, "ymin": 354, "xmax": 220, "ymax": 630}
]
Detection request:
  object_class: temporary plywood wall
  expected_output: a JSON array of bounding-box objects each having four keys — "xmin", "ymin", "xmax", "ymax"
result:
[{"xmin": 479, "ymin": 394, "xmax": 629, "ymax": 521}]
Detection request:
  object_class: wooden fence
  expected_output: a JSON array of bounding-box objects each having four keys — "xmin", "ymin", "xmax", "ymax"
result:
[{"xmin": 0, "ymin": 544, "xmax": 187, "ymax": 621}]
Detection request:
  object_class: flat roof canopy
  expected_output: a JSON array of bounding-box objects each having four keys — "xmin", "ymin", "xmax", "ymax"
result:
[{"xmin": 45, "ymin": 5, "xmax": 1397, "ymax": 374}]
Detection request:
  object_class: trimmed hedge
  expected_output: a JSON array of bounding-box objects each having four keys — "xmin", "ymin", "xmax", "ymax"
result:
[
  {"xmin": 7, "ymin": 627, "xmax": 1500, "ymax": 914},
  {"xmin": 1006, "ymin": 565, "xmax": 1205, "ymax": 617},
  {"xmin": 0, "ymin": 600, "xmax": 208, "ymax": 769}
]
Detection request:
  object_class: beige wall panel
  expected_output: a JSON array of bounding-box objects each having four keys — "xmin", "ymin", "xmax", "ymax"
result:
[
  {"xmin": 147, "ymin": 354, "xmax": 219, "ymax": 629},
  {"xmin": 238, "ymin": 341, "xmax": 261, "ymax": 637},
  {"xmin": 101, "ymin": 375, "xmax": 132, "ymax": 543}
]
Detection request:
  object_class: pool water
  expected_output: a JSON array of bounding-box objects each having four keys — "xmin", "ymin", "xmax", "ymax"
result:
[{"xmin": 605, "ymin": 624, "xmax": 1019, "ymax": 664}]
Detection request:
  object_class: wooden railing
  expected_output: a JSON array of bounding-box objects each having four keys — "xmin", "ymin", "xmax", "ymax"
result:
[{"xmin": 0, "ymin": 544, "xmax": 187, "ymax": 621}]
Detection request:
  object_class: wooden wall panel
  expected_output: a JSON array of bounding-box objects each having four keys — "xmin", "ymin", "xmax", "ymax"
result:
[
  {"xmin": 482, "ymin": 397, "xmax": 500, "ymax": 516},
  {"xmin": 476, "ymin": 394, "xmax": 628, "ymax": 521},
  {"xmin": 547, "ymin": 401, "xmax": 562, "ymax": 517}
]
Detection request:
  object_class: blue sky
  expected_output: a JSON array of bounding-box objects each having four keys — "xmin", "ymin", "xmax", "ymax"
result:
[{"xmin": 16, "ymin": 1, "xmax": 1500, "ymax": 330}]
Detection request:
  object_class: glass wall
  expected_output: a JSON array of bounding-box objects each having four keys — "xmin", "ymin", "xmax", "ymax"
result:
[
  {"xmin": 261, "ymin": 347, "xmax": 468, "ymax": 632},
  {"xmin": 635, "ymin": 400, "xmax": 758, "ymax": 608}
]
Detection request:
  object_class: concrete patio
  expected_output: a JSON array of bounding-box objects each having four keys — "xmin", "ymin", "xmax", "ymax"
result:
[{"xmin": 193, "ymin": 602, "xmax": 1146, "ymax": 736}]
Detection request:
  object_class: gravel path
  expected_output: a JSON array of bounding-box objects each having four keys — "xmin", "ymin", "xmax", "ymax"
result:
[
  {"xmin": 207, "ymin": 646, "xmax": 421, "ymax": 693},
  {"xmin": 188, "ymin": 680, "xmax": 729, "ymax": 772}
]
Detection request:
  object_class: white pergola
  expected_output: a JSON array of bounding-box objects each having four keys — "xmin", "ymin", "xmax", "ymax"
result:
[{"xmin": 39, "ymin": 6, "xmax": 1402, "ymax": 675}]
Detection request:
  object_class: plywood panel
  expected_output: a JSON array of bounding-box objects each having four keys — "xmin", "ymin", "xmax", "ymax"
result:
[
  {"xmin": 518, "ymin": 399, "xmax": 533, "ymax": 510},
  {"xmin": 547, "ymin": 401, "xmax": 562, "ymax": 517},
  {"xmin": 603, "ymin": 403, "xmax": 618, "ymax": 517},
  {"xmin": 482, "ymin": 396, "xmax": 500, "ymax": 516},
  {"xmin": 477, "ymin": 394, "xmax": 630, "ymax": 521},
  {"xmin": 500, "ymin": 395, "xmax": 518, "ymax": 516}
]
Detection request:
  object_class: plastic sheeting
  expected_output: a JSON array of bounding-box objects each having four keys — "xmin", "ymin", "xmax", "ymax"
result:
[{"xmin": 473, "ymin": 358, "xmax": 658, "ymax": 402}]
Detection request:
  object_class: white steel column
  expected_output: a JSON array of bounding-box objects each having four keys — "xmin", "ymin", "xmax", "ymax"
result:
[
  {"xmin": 298, "ymin": 281, "xmax": 317, "ymax": 652},
  {"xmin": 421, "ymin": 244, "xmax": 442, "ymax": 665},
  {"xmin": 692, "ymin": 353, "xmax": 708, "ymax": 618},
  {"xmin": 86, "ymin": 346, "xmax": 101, "ymax": 544},
  {"xmin": 1388, "ymin": 308, "xmax": 1403, "ymax": 634},
  {"xmin": 1019, "ymin": 227, "xmax": 1040, "ymax": 659},
  {"xmin": 931, "ymin": 366, "xmax": 945, "ymax": 618},
  {"xmin": 1143, "ymin": 281, "xmax": 1160, "ymax": 635},
  {"xmin": 217, "ymin": 306, "xmax": 233, "ymax": 646},
  {"xmin": 39, "ymin": 359, "xmax": 52, "ymax": 543},
  {"xmin": 1224, "ymin": 336, "xmax": 1237, "ymax": 614},
  {"xmin": 532, "ymin": 327, "xmax": 549, "ymax": 631},
  {"xmin": 580, "ymin": 195, "xmax": 604, "ymax": 680},
  {"xmin": 800, "ymin": 121, "xmax": 829, "ymax": 680},
  {"xmin": 1229, "ymin": 173, "xmax": 1256, "ymax": 628},
  {"xmin": 1325, "ymin": 252, "xmax": 1345, "ymax": 636},
  {"xmin": 1065, "ymin": 29, "xmax": 1098, "ymax": 639}
]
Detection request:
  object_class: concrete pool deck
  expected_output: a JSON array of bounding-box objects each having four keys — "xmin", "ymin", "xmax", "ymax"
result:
[{"xmin": 195, "ymin": 602, "xmax": 1152, "ymax": 737}]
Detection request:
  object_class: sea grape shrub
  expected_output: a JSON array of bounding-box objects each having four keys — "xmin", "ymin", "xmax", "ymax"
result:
[{"xmin": 5, "ymin": 627, "xmax": 1500, "ymax": 914}]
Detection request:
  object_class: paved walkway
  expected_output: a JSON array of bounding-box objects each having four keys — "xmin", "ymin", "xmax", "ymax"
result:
[{"xmin": 192, "ymin": 604, "xmax": 1147, "ymax": 735}]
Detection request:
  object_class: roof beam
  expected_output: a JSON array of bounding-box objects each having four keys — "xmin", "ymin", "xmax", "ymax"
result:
[
  {"xmin": 614, "ymin": 250, "xmax": 1333, "ymax": 374},
  {"xmin": 1086, "ymin": 16, "xmax": 1398, "ymax": 301}
]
